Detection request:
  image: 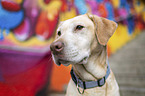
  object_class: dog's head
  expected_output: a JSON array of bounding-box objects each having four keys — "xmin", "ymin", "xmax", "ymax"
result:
[{"xmin": 50, "ymin": 14, "xmax": 117, "ymax": 66}]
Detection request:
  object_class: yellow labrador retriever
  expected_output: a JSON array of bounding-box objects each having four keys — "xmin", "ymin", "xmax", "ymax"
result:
[{"xmin": 50, "ymin": 14, "xmax": 120, "ymax": 96}]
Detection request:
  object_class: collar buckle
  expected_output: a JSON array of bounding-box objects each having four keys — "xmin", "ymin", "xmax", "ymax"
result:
[
  {"xmin": 77, "ymin": 80, "xmax": 84, "ymax": 94},
  {"xmin": 98, "ymin": 77, "xmax": 106, "ymax": 87}
]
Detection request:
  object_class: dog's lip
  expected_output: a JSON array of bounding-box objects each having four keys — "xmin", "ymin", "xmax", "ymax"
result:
[
  {"xmin": 57, "ymin": 61, "xmax": 61, "ymax": 66},
  {"xmin": 58, "ymin": 58, "xmax": 72, "ymax": 64},
  {"xmin": 57, "ymin": 56, "xmax": 89, "ymax": 65},
  {"xmin": 58, "ymin": 59, "xmax": 71, "ymax": 66},
  {"xmin": 78, "ymin": 56, "xmax": 89, "ymax": 64},
  {"xmin": 59, "ymin": 59, "xmax": 70, "ymax": 63}
]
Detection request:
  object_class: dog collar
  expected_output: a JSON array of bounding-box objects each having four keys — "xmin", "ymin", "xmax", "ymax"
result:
[{"xmin": 70, "ymin": 63, "xmax": 110, "ymax": 94}]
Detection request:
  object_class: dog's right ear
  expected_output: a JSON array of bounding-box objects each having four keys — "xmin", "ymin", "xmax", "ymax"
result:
[{"xmin": 87, "ymin": 13, "xmax": 118, "ymax": 46}]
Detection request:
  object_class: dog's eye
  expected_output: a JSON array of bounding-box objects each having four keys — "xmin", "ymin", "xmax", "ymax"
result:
[
  {"xmin": 76, "ymin": 25, "xmax": 84, "ymax": 30},
  {"xmin": 57, "ymin": 31, "xmax": 61, "ymax": 36}
]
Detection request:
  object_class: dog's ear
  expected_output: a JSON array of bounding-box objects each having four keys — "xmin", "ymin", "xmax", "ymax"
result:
[{"xmin": 87, "ymin": 13, "xmax": 118, "ymax": 46}]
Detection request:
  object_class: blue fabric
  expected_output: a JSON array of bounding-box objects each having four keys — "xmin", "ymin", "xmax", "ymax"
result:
[
  {"xmin": 74, "ymin": 0, "xmax": 88, "ymax": 14},
  {"xmin": 127, "ymin": 16, "xmax": 135, "ymax": 35},
  {"xmin": 105, "ymin": 2, "xmax": 115, "ymax": 21},
  {"xmin": 0, "ymin": 1, "xmax": 24, "ymax": 40}
]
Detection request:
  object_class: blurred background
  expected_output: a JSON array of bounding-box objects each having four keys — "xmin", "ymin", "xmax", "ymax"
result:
[{"xmin": 0, "ymin": 0, "xmax": 144, "ymax": 96}]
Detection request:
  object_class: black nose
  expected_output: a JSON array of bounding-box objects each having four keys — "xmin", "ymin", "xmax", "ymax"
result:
[{"xmin": 50, "ymin": 41, "xmax": 64, "ymax": 54}]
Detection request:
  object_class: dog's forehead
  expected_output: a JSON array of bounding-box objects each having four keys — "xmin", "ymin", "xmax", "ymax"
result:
[
  {"xmin": 70, "ymin": 15, "xmax": 89, "ymax": 22},
  {"xmin": 58, "ymin": 15, "xmax": 93, "ymax": 30},
  {"xmin": 69, "ymin": 15, "xmax": 91, "ymax": 24}
]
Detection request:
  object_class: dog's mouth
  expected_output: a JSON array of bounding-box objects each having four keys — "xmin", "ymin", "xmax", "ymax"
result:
[
  {"xmin": 58, "ymin": 59, "xmax": 70, "ymax": 66},
  {"xmin": 57, "ymin": 56, "xmax": 89, "ymax": 66},
  {"xmin": 78, "ymin": 56, "xmax": 89, "ymax": 64}
]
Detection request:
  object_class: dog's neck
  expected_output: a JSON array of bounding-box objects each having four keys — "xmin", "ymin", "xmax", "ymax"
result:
[{"xmin": 72, "ymin": 45, "xmax": 108, "ymax": 81}]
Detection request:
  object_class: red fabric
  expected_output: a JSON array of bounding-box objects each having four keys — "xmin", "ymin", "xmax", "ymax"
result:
[{"xmin": 0, "ymin": 58, "xmax": 52, "ymax": 96}]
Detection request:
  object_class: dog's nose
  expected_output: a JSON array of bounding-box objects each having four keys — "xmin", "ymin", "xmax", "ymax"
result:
[{"xmin": 50, "ymin": 41, "xmax": 64, "ymax": 53}]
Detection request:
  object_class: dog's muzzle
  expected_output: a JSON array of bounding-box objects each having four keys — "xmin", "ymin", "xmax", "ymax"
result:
[{"xmin": 50, "ymin": 41, "xmax": 64, "ymax": 55}]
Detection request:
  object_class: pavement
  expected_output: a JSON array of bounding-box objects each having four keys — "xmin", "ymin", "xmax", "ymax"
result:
[
  {"xmin": 49, "ymin": 31, "xmax": 145, "ymax": 96},
  {"xmin": 109, "ymin": 31, "xmax": 145, "ymax": 96}
]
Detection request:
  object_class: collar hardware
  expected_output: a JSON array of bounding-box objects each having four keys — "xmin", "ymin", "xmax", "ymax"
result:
[
  {"xmin": 70, "ymin": 62, "xmax": 110, "ymax": 94},
  {"xmin": 98, "ymin": 76, "xmax": 105, "ymax": 87},
  {"xmin": 77, "ymin": 81, "xmax": 85, "ymax": 94}
]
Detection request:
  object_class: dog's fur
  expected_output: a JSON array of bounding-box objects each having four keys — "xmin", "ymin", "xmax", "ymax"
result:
[{"xmin": 50, "ymin": 14, "xmax": 120, "ymax": 96}]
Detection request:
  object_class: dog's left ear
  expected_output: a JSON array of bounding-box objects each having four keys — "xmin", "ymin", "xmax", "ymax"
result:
[{"xmin": 87, "ymin": 14, "xmax": 118, "ymax": 46}]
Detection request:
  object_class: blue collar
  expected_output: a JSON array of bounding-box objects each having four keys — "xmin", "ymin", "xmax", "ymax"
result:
[{"xmin": 70, "ymin": 63, "xmax": 110, "ymax": 94}]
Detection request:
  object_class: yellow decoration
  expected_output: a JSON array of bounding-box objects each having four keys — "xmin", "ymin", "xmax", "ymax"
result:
[
  {"xmin": 5, "ymin": 32, "xmax": 54, "ymax": 47},
  {"xmin": 142, "ymin": 11, "xmax": 145, "ymax": 22},
  {"xmin": 134, "ymin": 1, "xmax": 144, "ymax": 14},
  {"xmin": 38, "ymin": 0, "xmax": 62, "ymax": 11},
  {"xmin": 10, "ymin": 0, "xmax": 23, "ymax": 4},
  {"xmin": 108, "ymin": 24, "xmax": 141, "ymax": 54},
  {"xmin": 108, "ymin": 24, "xmax": 131, "ymax": 53},
  {"xmin": 111, "ymin": 0, "xmax": 120, "ymax": 8},
  {"xmin": 16, "ymin": 0, "xmax": 23, "ymax": 4},
  {"xmin": 38, "ymin": 0, "xmax": 62, "ymax": 21},
  {"xmin": 59, "ymin": 8, "xmax": 77, "ymax": 21},
  {"xmin": 9, "ymin": 0, "xmax": 24, "ymax": 4}
]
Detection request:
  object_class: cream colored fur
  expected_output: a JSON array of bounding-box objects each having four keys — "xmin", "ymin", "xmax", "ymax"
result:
[{"xmin": 51, "ymin": 14, "xmax": 120, "ymax": 96}]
